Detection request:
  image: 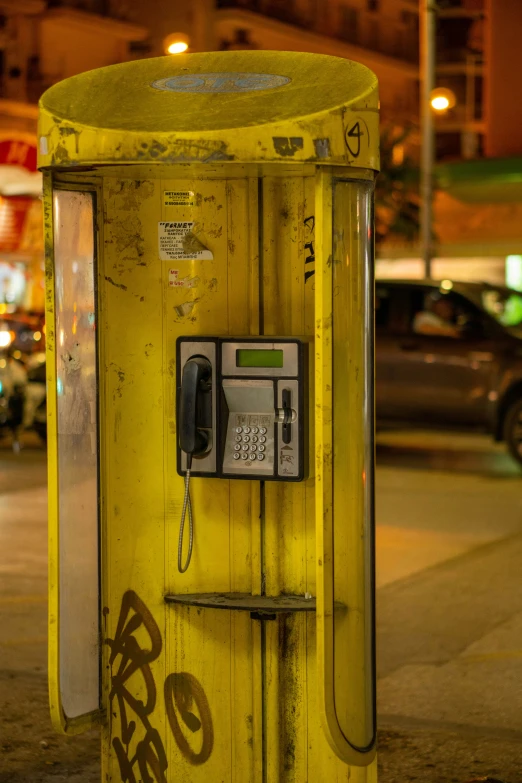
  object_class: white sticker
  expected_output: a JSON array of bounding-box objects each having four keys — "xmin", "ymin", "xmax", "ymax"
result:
[
  {"xmin": 158, "ymin": 222, "xmax": 213, "ymax": 261},
  {"xmin": 39, "ymin": 136, "xmax": 48, "ymax": 155},
  {"xmin": 164, "ymin": 190, "xmax": 194, "ymax": 207}
]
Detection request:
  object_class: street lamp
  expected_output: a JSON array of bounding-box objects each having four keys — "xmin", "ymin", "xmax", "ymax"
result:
[
  {"xmin": 420, "ymin": 0, "xmax": 437, "ymax": 278},
  {"xmin": 164, "ymin": 33, "xmax": 190, "ymax": 55},
  {"xmin": 431, "ymin": 87, "xmax": 457, "ymax": 113}
]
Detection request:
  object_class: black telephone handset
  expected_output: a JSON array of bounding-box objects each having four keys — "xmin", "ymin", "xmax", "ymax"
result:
[
  {"xmin": 179, "ymin": 356, "xmax": 212, "ymax": 466},
  {"xmin": 177, "ymin": 355, "xmax": 212, "ymax": 574}
]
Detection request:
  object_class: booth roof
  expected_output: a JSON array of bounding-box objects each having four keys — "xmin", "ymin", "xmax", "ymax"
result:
[{"xmin": 38, "ymin": 51, "xmax": 379, "ymax": 171}]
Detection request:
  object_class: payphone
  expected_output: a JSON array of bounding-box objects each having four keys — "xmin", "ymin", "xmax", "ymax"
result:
[
  {"xmin": 40, "ymin": 50, "xmax": 379, "ymax": 782},
  {"xmin": 177, "ymin": 336, "xmax": 308, "ymax": 571},
  {"xmin": 177, "ymin": 336, "xmax": 307, "ymax": 480}
]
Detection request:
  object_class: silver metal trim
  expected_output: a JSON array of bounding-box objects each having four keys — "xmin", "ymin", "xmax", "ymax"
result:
[
  {"xmin": 221, "ymin": 340, "xmax": 299, "ymax": 377},
  {"xmin": 222, "ymin": 379, "xmax": 275, "ymax": 476},
  {"xmin": 276, "ymin": 380, "xmax": 300, "ymax": 478}
]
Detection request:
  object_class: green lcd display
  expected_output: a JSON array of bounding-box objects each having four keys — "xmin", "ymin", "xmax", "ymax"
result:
[{"xmin": 236, "ymin": 349, "xmax": 284, "ymax": 368}]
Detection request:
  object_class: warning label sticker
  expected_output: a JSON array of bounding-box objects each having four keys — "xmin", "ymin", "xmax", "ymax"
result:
[
  {"xmin": 164, "ymin": 190, "xmax": 194, "ymax": 207},
  {"xmin": 158, "ymin": 222, "xmax": 213, "ymax": 261}
]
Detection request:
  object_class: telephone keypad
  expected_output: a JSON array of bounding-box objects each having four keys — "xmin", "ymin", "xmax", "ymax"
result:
[{"xmin": 224, "ymin": 412, "xmax": 275, "ymax": 475}]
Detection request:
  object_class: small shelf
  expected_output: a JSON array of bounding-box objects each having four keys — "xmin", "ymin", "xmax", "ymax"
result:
[{"xmin": 164, "ymin": 592, "xmax": 316, "ymax": 613}]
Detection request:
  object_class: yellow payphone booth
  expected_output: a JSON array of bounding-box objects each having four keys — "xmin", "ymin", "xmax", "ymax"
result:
[{"xmin": 39, "ymin": 51, "xmax": 379, "ymax": 782}]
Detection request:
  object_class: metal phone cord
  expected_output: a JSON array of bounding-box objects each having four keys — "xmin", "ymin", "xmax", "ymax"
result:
[{"xmin": 178, "ymin": 464, "xmax": 194, "ymax": 573}]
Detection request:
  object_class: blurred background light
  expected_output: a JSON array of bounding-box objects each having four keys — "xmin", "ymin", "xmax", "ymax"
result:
[
  {"xmin": 164, "ymin": 33, "xmax": 189, "ymax": 55},
  {"xmin": 506, "ymin": 255, "xmax": 522, "ymax": 291},
  {"xmin": 430, "ymin": 87, "xmax": 457, "ymax": 113}
]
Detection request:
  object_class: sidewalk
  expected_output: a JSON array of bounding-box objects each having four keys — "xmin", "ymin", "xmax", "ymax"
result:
[{"xmin": 0, "ymin": 445, "xmax": 100, "ymax": 783}]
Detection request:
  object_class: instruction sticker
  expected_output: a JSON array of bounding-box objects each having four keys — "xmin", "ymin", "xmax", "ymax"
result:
[
  {"xmin": 158, "ymin": 222, "xmax": 213, "ymax": 261},
  {"xmin": 164, "ymin": 190, "xmax": 194, "ymax": 207}
]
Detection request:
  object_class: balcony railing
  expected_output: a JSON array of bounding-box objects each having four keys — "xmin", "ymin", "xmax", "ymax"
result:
[
  {"xmin": 46, "ymin": 0, "xmax": 130, "ymax": 21},
  {"xmin": 216, "ymin": 0, "xmax": 418, "ymax": 63}
]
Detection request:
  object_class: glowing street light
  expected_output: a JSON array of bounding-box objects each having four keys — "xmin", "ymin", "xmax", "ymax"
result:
[
  {"xmin": 167, "ymin": 41, "xmax": 188, "ymax": 54},
  {"xmin": 432, "ymin": 95, "xmax": 449, "ymax": 111},
  {"xmin": 164, "ymin": 33, "xmax": 189, "ymax": 55},
  {"xmin": 430, "ymin": 88, "xmax": 457, "ymax": 113}
]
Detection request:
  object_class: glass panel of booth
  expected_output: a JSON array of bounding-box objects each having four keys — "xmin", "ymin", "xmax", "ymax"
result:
[
  {"xmin": 332, "ymin": 179, "xmax": 375, "ymax": 750},
  {"xmin": 53, "ymin": 189, "xmax": 100, "ymax": 719}
]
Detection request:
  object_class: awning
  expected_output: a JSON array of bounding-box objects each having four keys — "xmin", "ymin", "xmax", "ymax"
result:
[
  {"xmin": 0, "ymin": 136, "xmax": 41, "ymax": 197},
  {"xmin": 436, "ymin": 157, "xmax": 522, "ymax": 204}
]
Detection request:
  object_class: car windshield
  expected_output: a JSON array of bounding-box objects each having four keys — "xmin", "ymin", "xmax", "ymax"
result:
[{"xmin": 481, "ymin": 288, "xmax": 522, "ymax": 328}]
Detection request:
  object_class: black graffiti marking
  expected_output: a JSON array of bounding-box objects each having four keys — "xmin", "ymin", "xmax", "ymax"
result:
[
  {"xmin": 105, "ymin": 590, "xmax": 167, "ymax": 783},
  {"xmin": 165, "ymin": 672, "xmax": 214, "ymax": 765},
  {"xmin": 272, "ymin": 136, "xmax": 304, "ymax": 157},
  {"xmin": 304, "ymin": 215, "xmax": 315, "ymax": 283},
  {"xmin": 345, "ymin": 121, "xmax": 363, "ymax": 158},
  {"xmin": 105, "ymin": 590, "xmax": 214, "ymax": 778},
  {"xmin": 113, "ymin": 728, "xmax": 168, "ymax": 783}
]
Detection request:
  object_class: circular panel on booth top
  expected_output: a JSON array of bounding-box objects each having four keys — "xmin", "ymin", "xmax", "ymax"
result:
[
  {"xmin": 152, "ymin": 73, "xmax": 291, "ymax": 94},
  {"xmin": 39, "ymin": 51, "xmax": 376, "ymax": 134}
]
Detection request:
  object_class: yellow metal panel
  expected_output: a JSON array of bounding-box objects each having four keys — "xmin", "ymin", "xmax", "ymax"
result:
[
  {"xmin": 99, "ymin": 176, "xmax": 169, "ymax": 781},
  {"xmin": 96, "ymin": 172, "xmax": 264, "ymax": 781},
  {"xmin": 38, "ymin": 52, "xmax": 379, "ymax": 171},
  {"xmin": 261, "ymin": 172, "xmax": 354, "ymax": 781},
  {"xmin": 161, "ymin": 175, "xmax": 260, "ymax": 782},
  {"xmin": 331, "ymin": 180, "xmax": 375, "ymax": 751},
  {"xmin": 44, "ymin": 170, "xmax": 62, "ymax": 734},
  {"xmin": 315, "ymin": 169, "xmax": 377, "ymax": 767}
]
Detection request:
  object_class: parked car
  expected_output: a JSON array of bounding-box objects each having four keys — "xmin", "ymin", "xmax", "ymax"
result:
[{"xmin": 376, "ymin": 279, "xmax": 522, "ymax": 465}]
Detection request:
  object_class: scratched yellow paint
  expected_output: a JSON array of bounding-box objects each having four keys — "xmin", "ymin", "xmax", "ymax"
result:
[
  {"xmin": 41, "ymin": 51, "xmax": 380, "ymax": 782},
  {"xmin": 38, "ymin": 52, "xmax": 379, "ymax": 172}
]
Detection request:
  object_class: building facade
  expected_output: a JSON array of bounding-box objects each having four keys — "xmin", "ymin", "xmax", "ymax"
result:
[
  {"xmin": 5, "ymin": 0, "xmax": 522, "ymax": 298},
  {"xmin": 379, "ymin": 0, "xmax": 522, "ymax": 286},
  {"xmin": 0, "ymin": 0, "xmax": 147, "ymax": 311},
  {"xmin": 0, "ymin": 0, "xmax": 422, "ymax": 309}
]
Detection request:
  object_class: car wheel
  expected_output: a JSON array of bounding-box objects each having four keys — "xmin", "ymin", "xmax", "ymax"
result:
[{"xmin": 503, "ymin": 398, "xmax": 522, "ymax": 465}]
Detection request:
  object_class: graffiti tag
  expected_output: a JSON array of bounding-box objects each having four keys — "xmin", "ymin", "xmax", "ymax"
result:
[
  {"xmin": 105, "ymin": 590, "xmax": 167, "ymax": 783},
  {"xmin": 105, "ymin": 590, "xmax": 214, "ymax": 780},
  {"xmin": 304, "ymin": 215, "xmax": 315, "ymax": 283}
]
